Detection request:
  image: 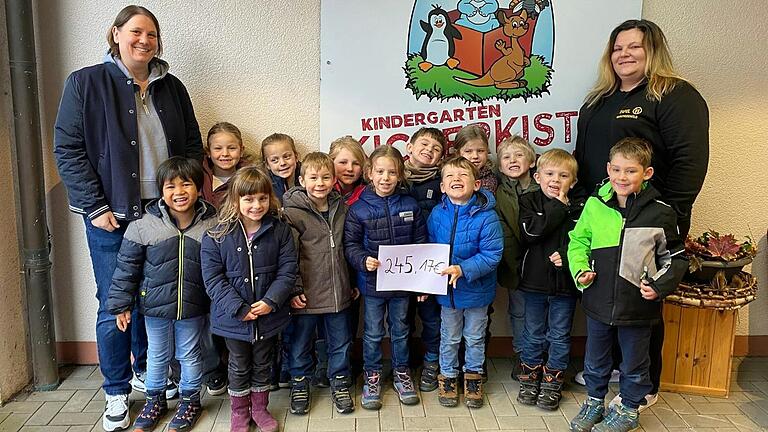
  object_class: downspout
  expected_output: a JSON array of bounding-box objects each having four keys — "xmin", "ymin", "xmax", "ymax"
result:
[{"xmin": 5, "ymin": 0, "xmax": 58, "ymax": 389}]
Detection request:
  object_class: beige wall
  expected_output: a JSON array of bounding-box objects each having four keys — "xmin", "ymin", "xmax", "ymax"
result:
[{"xmin": 35, "ymin": 0, "xmax": 768, "ymax": 349}]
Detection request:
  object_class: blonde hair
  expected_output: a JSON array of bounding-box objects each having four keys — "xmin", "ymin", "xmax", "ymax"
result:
[
  {"xmin": 609, "ymin": 137, "xmax": 653, "ymax": 169},
  {"xmin": 497, "ymin": 135, "xmax": 536, "ymax": 165},
  {"xmin": 261, "ymin": 133, "xmax": 298, "ymax": 162},
  {"xmin": 452, "ymin": 125, "xmax": 489, "ymax": 153},
  {"xmin": 585, "ymin": 19, "xmax": 686, "ymax": 107},
  {"xmin": 441, "ymin": 156, "xmax": 479, "ymax": 181},
  {"xmin": 536, "ymin": 149, "xmax": 578, "ymax": 178},
  {"xmin": 300, "ymin": 152, "xmax": 335, "ymax": 177},
  {"xmin": 208, "ymin": 166, "xmax": 280, "ymax": 239},
  {"xmin": 365, "ymin": 145, "xmax": 405, "ymax": 183},
  {"xmin": 329, "ymin": 136, "xmax": 367, "ymax": 167}
]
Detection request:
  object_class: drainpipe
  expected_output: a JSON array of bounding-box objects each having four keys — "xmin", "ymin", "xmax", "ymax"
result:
[{"xmin": 5, "ymin": 0, "xmax": 59, "ymax": 390}]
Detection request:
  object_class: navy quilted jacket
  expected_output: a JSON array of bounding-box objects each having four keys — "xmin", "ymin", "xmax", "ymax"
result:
[{"xmin": 344, "ymin": 186, "xmax": 428, "ymax": 298}]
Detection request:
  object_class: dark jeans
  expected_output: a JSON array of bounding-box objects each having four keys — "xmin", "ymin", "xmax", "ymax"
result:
[
  {"xmin": 611, "ymin": 317, "xmax": 665, "ymax": 394},
  {"xmin": 407, "ymin": 296, "xmax": 441, "ymax": 364},
  {"xmin": 520, "ymin": 292, "xmax": 577, "ymax": 371},
  {"xmin": 84, "ymin": 217, "xmax": 147, "ymax": 396},
  {"xmin": 225, "ymin": 335, "xmax": 277, "ymax": 396},
  {"xmin": 584, "ymin": 316, "xmax": 652, "ymax": 410},
  {"xmin": 363, "ymin": 296, "xmax": 410, "ymax": 371},
  {"xmin": 200, "ymin": 315, "xmax": 228, "ymax": 384},
  {"xmin": 289, "ymin": 310, "xmax": 352, "ymax": 379}
]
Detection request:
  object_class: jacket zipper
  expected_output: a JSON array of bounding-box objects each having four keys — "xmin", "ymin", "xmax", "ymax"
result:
[
  {"xmin": 610, "ymin": 217, "xmax": 626, "ymax": 325},
  {"xmin": 240, "ymin": 223, "xmax": 259, "ymax": 342},
  {"xmin": 447, "ymin": 205, "xmax": 459, "ymax": 309},
  {"xmin": 176, "ymin": 231, "xmax": 184, "ymax": 320},
  {"xmin": 384, "ymin": 196, "xmax": 395, "ymax": 244},
  {"xmin": 312, "ymin": 202, "xmax": 339, "ymax": 311},
  {"xmin": 140, "ymin": 91, "xmax": 150, "ymax": 114}
]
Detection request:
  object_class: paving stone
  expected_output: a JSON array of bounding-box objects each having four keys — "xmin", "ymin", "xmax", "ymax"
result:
[
  {"xmin": 705, "ymin": 392, "xmax": 753, "ymax": 403},
  {"xmin": 658, "ymin": 393, "xmax": 696, "ymax": 414},
  {"xmin": 724, "ymin": 414, "xmax": 762, "ymax": 431},
  {"xmin": 496, "ymin": 415, "xmax": 546, "ymax": 430},
  {"xmin": 512, "ymin": 403, "xmax": 562, "ymax": 417},
  {"xmin": 308, "ymin": 417, "xmax": 356, "ymax": 431},
  {"xmin": 424, "ymin": 402, "xmax": 471, "ymax": 417},
  {"xmin": 356, "ymin": 417, "xmax": 381, "ymax": 432},
  {"xmin": 735, "ymin": 402, "xmax": 768, "ymax": 427},
  {"xmin": 283, "ymin": 411, "xmax": 309, "ymax": 432},
  {"xmin": 690, "ymin": 402, "xmax": 743, "ymax": 415},
  {"xmin": 649, "ymin": 405, "xmax": 687, "ymax": 428},
  {"xmin": 400, "ymin": 402, "xmax": 425, "ymax": 417},
  {"xmin": 470, "ymin": 403, "xmax": 499, "ymax": 430},
  {"xmin": 57, "ymin": 379, "xmax": 102, "ymax": 391},
  {"xmin": 679, "ymin": 414, "xmax": 731, "ymax": 428},
  {"xmin": 542, "ymin": 415, "xmax": 570, "ymax": 432},
  {"xmin": 638, "ymin": 411, "xmax": 668, "ymax": 432},
  {"xmin": 60, "ymin": 390, "xmax": 97, "ymax": 413},
  {"xmin": 63, "ymin": 366, "xmax": 96, "ymax": 379},
  {"xmin": 25, "ymin": 401, "xmax": 66, "ymax": 426},
  {"xmin": 380, "ymin": 403, "xmax": 404, "ymax": 431},
  {"xmin": 0, "ymin": 403, "xmax": 43, "ymax": 415},
  {"xmin": 488, "ymin": 393, "xmax": 516, "ymax": 417},
  {"xmin": 558, "ymin": 402, "xmax": 580, "ymax": 421},
  {"xmin": 404, "ymin": 415, "xmax": 450, "ymax": 430},
  {"xmin": 18, "ymin": 426, "xmax": 69, "ymax": 432},
  {"xmin": 451, "ymin": 416, "xmax": 477, "ymax": 431},
  {"xmin": 67, "ymin": 426, "xmax": 93, "ymax": 432},
  {"xmin": 24, "ymin": 391, "xmax": 75, "ymax": 403},
  {"xmin": 0, "ymin": 413, "xmax": 31, "ymax": 432},
  {"xmin": 48, "ymin": 411, "xmax": 103, "ymax": 426}
]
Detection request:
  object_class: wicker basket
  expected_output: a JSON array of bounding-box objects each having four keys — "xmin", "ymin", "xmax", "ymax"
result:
[{"xmin": 665, "ymin": 271, "xmax": 757, "ymax": 310}]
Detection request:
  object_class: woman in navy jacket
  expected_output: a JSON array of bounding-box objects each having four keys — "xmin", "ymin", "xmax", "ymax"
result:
[{"xmin": 51, "ymin": 6, "xmax": 202, "ymax": 431}]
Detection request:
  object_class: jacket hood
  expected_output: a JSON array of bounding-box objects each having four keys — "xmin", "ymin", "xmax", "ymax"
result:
[
  {"xmin": 104, "ymin": 52, "xmax": 169, "ymax": 82},
  {"xmin": 595, "ymin": 179, "xmax": 662, "ymax": 220},
  {"xmin": 358, "ymin": 184, "xmax": 411, "ymax": 204},
  {"xmin": 439, "ymin": 188, "xmax": 496, "ymax": 216},
  {"xmin": 283, "ymin": 186, "xmax": 342, "ymax": 211}
]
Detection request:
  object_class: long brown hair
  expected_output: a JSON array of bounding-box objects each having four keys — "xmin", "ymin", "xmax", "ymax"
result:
[{"xmin": 208, "ymin": 166, "xmax": 279, "ymax": 239}]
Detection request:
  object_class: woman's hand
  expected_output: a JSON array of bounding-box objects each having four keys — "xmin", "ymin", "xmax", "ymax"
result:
[
  {"xmin": 549, "ymin": 252, "xmax": 563, "ymax": 267},
  {"xmin": 92, "ymin": 211, "xmax": 120, "ymax": 232},
  {"xmin": 115, "ymin": 310, "xmax": 131, "ymax": 332}
]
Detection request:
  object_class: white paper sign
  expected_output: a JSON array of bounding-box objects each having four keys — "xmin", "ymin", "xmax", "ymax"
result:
[{"xmin": 376, "ymin": 244, "xmax": 450, "ymax": 295}]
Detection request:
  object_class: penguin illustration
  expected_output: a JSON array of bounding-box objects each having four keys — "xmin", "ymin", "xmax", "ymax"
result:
[{"xmin": 419, "ymin": 6, "xmax": 462, "ymax": 72}]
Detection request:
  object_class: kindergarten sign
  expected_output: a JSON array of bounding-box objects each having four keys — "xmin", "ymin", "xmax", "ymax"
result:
[{"xmin": 320, "ymin": 0, "xmax": 641, "ymax": 154}]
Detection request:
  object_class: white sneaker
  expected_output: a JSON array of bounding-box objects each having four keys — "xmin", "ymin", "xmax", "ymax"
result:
[
  {"xmin": 574, "ymin": 369, "xmax": 621, "ymax": 386},
  {"xmin": 608, "ymin": 392, "xmax": 658, "ymax": 413},
  {"xmin": 131, "ymin": 371, "xmax": 179, "ymax": 399},
  {"xmin": 103, "ymin": 394, "xmax": 130, "ymax": 431}
]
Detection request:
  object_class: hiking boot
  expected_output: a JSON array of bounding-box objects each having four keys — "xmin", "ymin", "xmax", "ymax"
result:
[
  {"xmin": 393, "ymin": 369, "xmax": 420, "ymax": 405},
  {"xmin": 419, "ymin": 361, "xmax": 439, "ymax": 392},
  {"xmin": 331, "ymin": 375, "xmax": 355, "ymax": 414},
  {"xmin": 516, "ymin": 363, "xmax": 542, "ymax": 405},
  {"xmin": 102, "ymin": 393, "xmax": 130, "ymax": 432},
  {"xmin": 464, "ymin": 371, "xmax": 484, "ymax": 409},
  {"xmin": 229, "ymin": 394, "xmax": 250, "ymax": 432},
  {"xmin": 361, "ymin": 370, "xmax": 383, "ymax": 410},
  {"xmin": 289, "ymin": 376, "xmax": 311, "ymax": 415},
  {"xmin": 592, "ymin": 403, "xmax": 640, "ymax": 432},
  {"xmin": 168, "ymin": 390, "xmax": 201, "ymax": 432},
  {"xmin": 569, "ymin": 396, "xmax": 605, "ymax": 432},
  {"xmin": 251, "ymin": 391, "xmax": 278, "ymax": 432},
  {"xmin": 133, "ymin": 389, "xmax": 167, "ymax": 432},
  {"xmin": 437, "ymin": 374, "xmax": 459, "ymax": 407},
  {"xmin": 537, "ymin": 367, "xmax": 564, "ymax": 410}
]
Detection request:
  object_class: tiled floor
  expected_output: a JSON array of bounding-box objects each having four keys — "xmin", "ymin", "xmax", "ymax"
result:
[{"xmin": 1, "ymin": 357, "xmax": 767, "ymax": 431}]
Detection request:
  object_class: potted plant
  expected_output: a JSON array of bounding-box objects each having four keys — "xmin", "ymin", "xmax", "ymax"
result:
[{"xmin": 685, "ymin": 230, "xmax": 757, "ymax": 283}]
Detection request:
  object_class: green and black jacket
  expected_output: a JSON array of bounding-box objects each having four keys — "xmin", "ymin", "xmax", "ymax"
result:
[{"xmin": 568, "ymin": 181, "xmax": 687, "ymax": 326}]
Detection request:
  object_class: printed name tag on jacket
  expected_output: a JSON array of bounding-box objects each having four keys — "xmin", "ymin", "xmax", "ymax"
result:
[{"xmin": 399, "ymin": 211, "xmax": 414, "ymax": 222}]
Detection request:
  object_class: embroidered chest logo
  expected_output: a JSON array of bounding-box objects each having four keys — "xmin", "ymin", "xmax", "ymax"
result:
[{"xmin": 616, "ymin": 106, "xmax": 643, "ymax": 120}]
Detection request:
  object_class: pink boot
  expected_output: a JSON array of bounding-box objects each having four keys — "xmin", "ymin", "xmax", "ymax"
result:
[
  {"xmin": 251, "ymin": 391, "xmax": 278, "ymax": 432},
  {"xmin": 230, "ymin": 394, "xmax": 251, "ymax": 432}
]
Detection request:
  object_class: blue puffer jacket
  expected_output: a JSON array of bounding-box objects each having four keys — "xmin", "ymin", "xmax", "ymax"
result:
[
  {"xmin": 428, "ymin": 189, "xmax": 503, "ymax": 309},
  {"xmin": 201, "ymin": 215, "xmax": 298, "ymax": 343},
  {"xmin": 344, "ymin": 186, "xmax": 428, "ymax": 298}
]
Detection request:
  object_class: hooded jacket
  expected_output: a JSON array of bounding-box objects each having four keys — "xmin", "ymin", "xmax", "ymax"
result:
[
  {"xmin": 54, "ymin": 55, "xmax": 203, "ymax": 221},
  {"xmin": 201, "ymin": 155, "xmax": 255, "ymax": 208},
  {"xmin": 495, "ymin": 176, "xmax": 540, "ymax": 290},
  {"xmin": 427, "ymin": 189, "xmax": 503, "ymax": 309},
  {"xmin": 283, "ymin": 187, "xmax": 353, "ymax": 314},
  {"xmin": 107, "ymin": 199, "xmax": 217, "ymax": 319},
  {"xmin": 269, "ymin": 162, "xmax": 302, "ymax": 205},
  {"xmin": 568, "ymin": 181, "xmax": 687, "ymax": 326},
  {"xmin": 201, "ymin": 215, "xmax": 298, "ymax": 342}
]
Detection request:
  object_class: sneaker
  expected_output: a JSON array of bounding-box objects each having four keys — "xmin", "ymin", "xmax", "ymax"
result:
[
  {"xmin": 574, "ymin": 369, "xmax": 620, "ymax": 386},
  {"xmin": 537, "ymin": 367, "xmax": 564, "ymax": 411},
  {"xmin": 464, "ymin": 371, "xmax": 484, "ymax": 409},
  {"xmin": 592, "ymin": 404, "xmax": 640, "ymax": 432},
  {"xmin": 132, "ymin": 390, "xmax": 168, "ymax": 432},
  {"xmin": 206, "ymin": 375, "xmax": 228, "ymax": 396},
  {"xmin": 331, "ymin": 376, "xmax": 355, "ymax": 414},
  {"xmin": 608, "ymin": 393, "xmax": 658, "ymax": 413},
  {"xmin": 168, "ymin": 390, "xmax": 201, "ymax": 432},
  {"xmin": 102, "ymin": 393, "xmax": 130, "ymax": 432},
  {"xmin": 289, "ymin": 376, "xmax": 311, "ymax": 415},
  {"xmin": 361, "ymin": 370, "xmax": 383, "ymax": 410},
  {"xmin": 438, "ymin": 374, "xmax": 459, "ymax": 407},
  {"xmin": 393, "ymin": 369, "xmax": 420, "ymax": 405},
  {"xmin": 311, "ymin": 368, "xmax": 331, "ymax": 388},
  {"xmin": 516, "ymin": 363, "xmax": 542, "ymax": 405},
  {"xmin": 569, "ymin": 397, "xmax": 605, "ymax": 432},
  {"xmin": 419, "ymin": 361, "xmax": 439, "ymax": 392},
  {"xmin": 131, "ymin": 371, "xmax": 179, "ymax": 399}
]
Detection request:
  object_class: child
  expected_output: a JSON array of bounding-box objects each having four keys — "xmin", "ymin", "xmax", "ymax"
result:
[
  {"xmin": 428, "ymin": 156, "xmax": 503, "ymax": 409},
  {"xmin": 283, "ymin": 152, "xmax": 356, "ymax": 415},
  {"xmin": 495, "ymin": 136, "xmax": 539, "ymax": 375},
  {"xmin": 453, "ymin": 125, "xmax": 498, "ymax": 193},
  {"xmin": 262, "ymin": 132, "xmax": 301, "ymax": 204},
  {"xmin": 515, "ymin": 149, "xmax": 583, "ymax": 411},
  {"xmin": 108, "ymin": 157, "xmax": 217, "ymax": 432},
  {"xmin": 404, "ymin": 127, "xmax": 445, "ymax": 392},
  {"xmin": 330, "ymin": 135, "xmax": 368, "ymax": 205},
  {"xmin": 568, "ymin": 138, "xmax": 687, "ymax": 432},
  {"xmin": 344, "ymin": 145, "xmax": 428, "ymax": 410},
  {"xmin": 202, "ymin": 122, "xmax": 255, "ymax": 207},
  {"xmin": 201, "ymin": 166, "xmax": 298, "ymax": 432}
]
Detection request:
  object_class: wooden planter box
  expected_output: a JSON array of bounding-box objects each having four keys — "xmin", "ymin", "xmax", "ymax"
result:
[{"xmin": 660, "ymin": 302, "xmax": 736, "ymax": 397}]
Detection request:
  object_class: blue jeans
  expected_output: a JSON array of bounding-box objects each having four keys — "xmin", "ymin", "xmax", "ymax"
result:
[
  {"xmin": 84, "ymin": 217, "xmax": 147, "ymax": 396},
  {"xmin": 363, "ymin": 296, "xmax": 410, "ymax": 371},
  {"xmin": 440, "ymin": 306, "xmax": 489, "ymax": 378},
  {"xmin": 520, "ymin": 292, "xmax": 577, "ymax": 371},
  {"xmin": 508, "ymin": 289, "xmax": 526, "ymax": 354},
  {"xmin": 289, "ymin": 310, "xmax": 351, "ymax": 379},
  {"xmin": 584, "ymin": 316, "xmax": 652, "ymax": 409},
  {"xmin": 144, "ymin": 316, "xmax": 204, "ymax": 393}
]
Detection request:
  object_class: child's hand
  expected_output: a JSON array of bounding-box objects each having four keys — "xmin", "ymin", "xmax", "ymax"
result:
[
  {"xmin": 251, "ymin": 301, "xmax": 273, "ymax": 316},
  {"xmin": 441, "ymin": 265, "xmax": 463, "ymax": 288},
  {"xmin": 640, "ymin": 282, "xmax": 659, "ymax": 301},
  {"xmin": 557, "ymin": 188, "xmax": 570, "ymax": 205},
  {"xmin": 291, "ymin": 294, "xmax": 307, "ymax": 309},
  {"xmin": 416, "ymin": 295, "xmax": 428, "ymax": 302},
  {"xmin": 578, "ymin": 271, "xmax": 596, "ymax": 285},
  {"xmin": 365, "ymin": 257, "xmax": 380, "ymax": 271},
  {"xmin": 549, "ymin": 252, "xmax": 562, "ymax": 267},
  {"xmin": 351, "ymin": 287, "xmax": 360, "ymax": 300},
  {"xmin": 115, "ymin": 311, "xmax": 131, "ymax": 332},
  {"xmin": 242, "ymin": 309, "xmax": 259, "ymax": 321}
]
